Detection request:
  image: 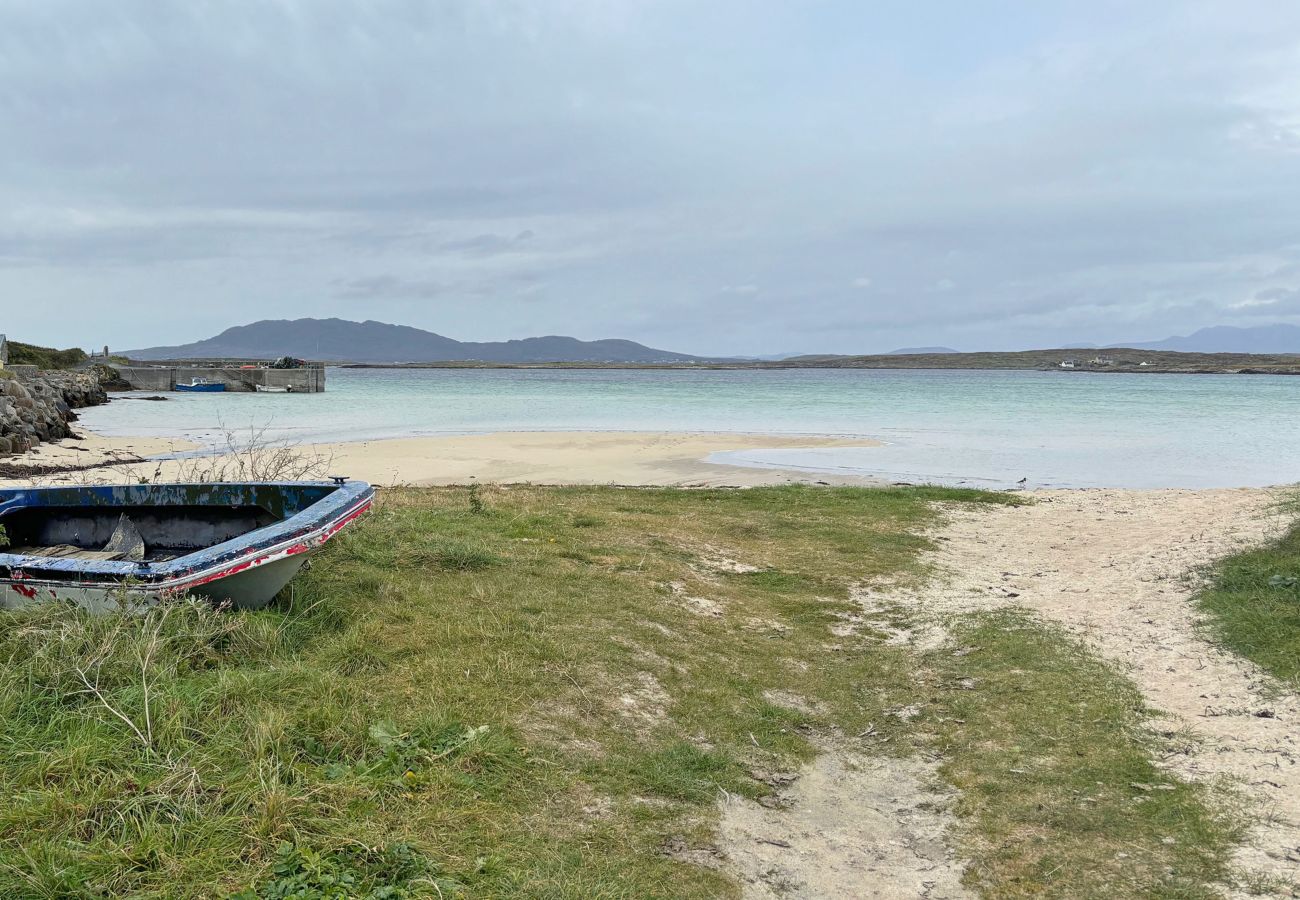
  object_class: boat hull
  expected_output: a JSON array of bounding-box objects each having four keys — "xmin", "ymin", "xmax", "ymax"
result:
[
  {"xmin": 0, "ymin": 553, "xmax": 309, "ymax": 613},
  {"xmin": 176, "ymin": 383, "xmax": 225, "ymax": 392}
]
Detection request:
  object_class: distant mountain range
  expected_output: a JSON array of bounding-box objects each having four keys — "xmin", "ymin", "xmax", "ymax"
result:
[
  {"xmin": 126, "ymin": 318, "xmax": 699, "ymax": 364},
  {"xmin": 886, "ymin": 327, "xmax": 1299, "ymax": 355},
  {"xmin": 1108, "ymin": 324, "xmax": 1300, "ymax": 354},
  {"xmin": 124, "ymin": 319, "xmax": 1300, "ymax": 364}
]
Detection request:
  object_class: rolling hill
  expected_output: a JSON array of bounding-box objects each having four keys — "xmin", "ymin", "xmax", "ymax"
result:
[{"xmin": 126, "ymin": 318, "xmax": 699, "ymax": 364}]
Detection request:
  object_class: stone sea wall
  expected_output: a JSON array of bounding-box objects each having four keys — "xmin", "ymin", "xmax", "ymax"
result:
[{"xmin": 0, "ymin": 368, "xmax": 108, "ymax": 456}]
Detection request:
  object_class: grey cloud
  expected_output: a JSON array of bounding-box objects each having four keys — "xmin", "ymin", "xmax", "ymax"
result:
[
  {"xmin": 333, "ymin": 268, "xmax": 544, "ymax": 302},
  {"xmin": 334, "ymin": 276, "xmax": 448, "ymax": 300},
  {"xmin": 1239, "ymin": 287, "xmax": 1300, "ymax": 315},
  {"xmin": 440, "ymin": 230, "xmax": 536, "ymax": 256},
  {"xmin": 2, "ymin": 0, "xmax": 1300, "ymax": 354}
]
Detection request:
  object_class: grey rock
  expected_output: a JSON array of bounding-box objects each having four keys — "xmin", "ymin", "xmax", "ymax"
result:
[{"xmin": 0, "ymin": 367, "xmax": 111, "ymax": 460}]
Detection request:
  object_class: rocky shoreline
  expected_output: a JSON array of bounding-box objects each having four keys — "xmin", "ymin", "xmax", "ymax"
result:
[{"xmin": 0, "ymin": 368, "xmax": 109, "ymax": 457}]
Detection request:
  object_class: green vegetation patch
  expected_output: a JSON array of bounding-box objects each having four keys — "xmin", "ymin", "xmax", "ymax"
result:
[
  {"xmin": 232, "ymin": 841, "xmax": 460, "ymax": 899},
  {"xmin": 1196, "ymin": 518, "xmax": 1300, "ymax": 686},
  {"xmin": 926, "ymin": 609, "xmax": 1243, "ymax": 899},
  {"xmin": 7, "ymin": 340, "xmax": 88, "ymax": 369}
]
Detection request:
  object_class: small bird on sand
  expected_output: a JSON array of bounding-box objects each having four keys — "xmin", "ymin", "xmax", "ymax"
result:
[{"xmin": 1016, "ymin": 477, "xmax": 1028, "ymax": 486}]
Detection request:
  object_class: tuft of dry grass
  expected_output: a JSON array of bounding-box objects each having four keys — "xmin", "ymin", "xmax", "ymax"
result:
[{"xmin": 167, "ymin": 425, "xmax": 335, "ymax": 483}]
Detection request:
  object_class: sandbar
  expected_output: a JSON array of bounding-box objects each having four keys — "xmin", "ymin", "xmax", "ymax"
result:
[{"xmin": 3, "ymin": 431, "xmax": 882, "ymax": 488}]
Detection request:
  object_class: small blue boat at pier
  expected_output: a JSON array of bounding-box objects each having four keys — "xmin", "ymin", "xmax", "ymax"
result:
[
  {"xmin": 175, "ymin": 378, "xmax": 225, "ymax": 393},
  {"xmin": 0, "ymin": 480, "xmax": 373, "ymax": 612}
]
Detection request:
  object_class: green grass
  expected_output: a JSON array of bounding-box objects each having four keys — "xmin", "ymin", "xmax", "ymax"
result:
[
  {"xmin": 6, "ymin": 340, "xmax": 88, "ymax": 370},
  {"xmin": 0, "ymin": 484, "xmax": 1245, "ymax": 898},
  {"xmin": 926, "ymin": 610, "xmax": 1243, "ymax": 898},
  {"xmin": 0, "ymin": 484, "xmax": 978, "ymax": 897},
  {"xmin": 1196, "ymin": 519, "xmax": 1300, "ymax": 686}
]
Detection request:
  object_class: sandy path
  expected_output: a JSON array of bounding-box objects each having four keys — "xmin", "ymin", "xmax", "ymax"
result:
[
  {"xmin": 883, "ymin": 488, "xmax": 1299, "ymax": 891},
  {"xmin": 717, "ymin": 750, "xmax": 971, "ymax": 898}
]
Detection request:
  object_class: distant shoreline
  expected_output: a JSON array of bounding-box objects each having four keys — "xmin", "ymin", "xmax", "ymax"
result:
[
  {"xmin": 334, "ymin": 360, "xmax": 1300, "ymax": 374},
  {"xmin": 123, "ymin": 346, "xmax": 1300, "ymax": 375}
]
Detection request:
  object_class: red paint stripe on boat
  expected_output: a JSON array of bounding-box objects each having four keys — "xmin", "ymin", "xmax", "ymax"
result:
[{"xmin": 169, "ymin": 497, "xmax": 373, "ymax": 591}]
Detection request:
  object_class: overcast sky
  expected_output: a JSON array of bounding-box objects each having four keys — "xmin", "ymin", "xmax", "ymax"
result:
[{"xmin": 2, "ymin": 1, "xmax": 1299, "ymax": 355}]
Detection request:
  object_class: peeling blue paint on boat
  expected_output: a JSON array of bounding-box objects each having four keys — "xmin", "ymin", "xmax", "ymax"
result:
[{"xmin": 0, "ymin": 480, "xmax": 374, "ymax": 610}]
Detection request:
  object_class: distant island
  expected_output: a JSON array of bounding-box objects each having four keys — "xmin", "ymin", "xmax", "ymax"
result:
[
  {"xmin": 126, "ymin": 318, "xmax": 699, "ymax": 364},
  {"xmin": 769, "ymin": 347, "xmax": 1299, "ymax": 374},
  {"xmin": 880, "ymin": 325, "xmax": 1300, "ymax": 356},
  {"xmin": 119, "ymin": 319, "xmax": 1300, "ymax": 373}
]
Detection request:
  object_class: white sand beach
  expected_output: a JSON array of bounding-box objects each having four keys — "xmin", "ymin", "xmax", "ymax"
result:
[
  {"xmin": 306, "ymin": 431, "xmax": 884, "ymax": 487},
  {"xmin": 2, "ymin": 430, "xmax": 883, "ymax": 488},
  {"xmin": 5, "ymin": 431, "xmax": 199, "ymax": 471}
]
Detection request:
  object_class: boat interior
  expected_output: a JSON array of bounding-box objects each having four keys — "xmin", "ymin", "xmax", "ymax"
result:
[{"xmin": 3, "ymin": 505, "xmax": 281, "ymax": 561}]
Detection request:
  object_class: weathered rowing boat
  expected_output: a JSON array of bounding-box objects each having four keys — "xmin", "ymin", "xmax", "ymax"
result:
[{"xmin": 0, "ymin": 480, "xmax": 373, "ymax": 612}]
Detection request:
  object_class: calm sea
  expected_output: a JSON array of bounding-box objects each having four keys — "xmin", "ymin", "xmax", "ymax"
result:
[{"xmin": 76, "ymin": 367, "xmax": 1300, "ymax": 489}]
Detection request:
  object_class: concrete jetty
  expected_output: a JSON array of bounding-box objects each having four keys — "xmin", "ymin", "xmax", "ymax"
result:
[{"xmin": 112, "ymin": 364, "xmax": 325, "ymax": 393}]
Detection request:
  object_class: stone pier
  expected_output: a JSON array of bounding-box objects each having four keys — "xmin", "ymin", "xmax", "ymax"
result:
[{"xmin": 112, "ymin": 365, "xmax": 325, "ymax": 393}]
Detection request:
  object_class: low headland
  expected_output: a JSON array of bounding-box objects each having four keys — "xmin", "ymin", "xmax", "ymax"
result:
[{"xmin": 333, "ymin": 346, "xmax": 1300, "ymax": 374}]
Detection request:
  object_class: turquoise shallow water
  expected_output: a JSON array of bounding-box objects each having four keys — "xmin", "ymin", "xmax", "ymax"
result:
[{"xmin": 76, "ymin": 367, "xmax": 1300, "ymax": 489}]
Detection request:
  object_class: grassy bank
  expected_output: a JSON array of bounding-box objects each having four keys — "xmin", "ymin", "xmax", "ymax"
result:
[
  {"xmin": 5, "ymin": 340, "xmax": 88, "ymax": 370},
  {"xmin": 1196, "ymin": 515, "xmax": 1300, "ymax": 686},
  {"xmin": 0, "ymin": 485, "xmax": 1245, "ymax": 897}
]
